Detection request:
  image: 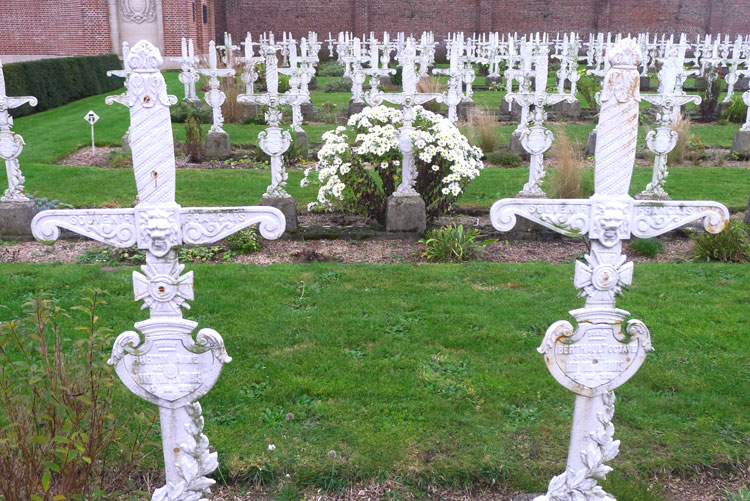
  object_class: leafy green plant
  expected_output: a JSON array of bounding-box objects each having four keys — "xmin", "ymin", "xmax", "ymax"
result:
[
  {"xmin": 224, "ymin": 226, "xmax": 262, "ymax": 254},
  {"xmin": 576, "ymin": 70, "xmax": 599, "ymax": 110},
  {"xmin": 629, "ymin": 238, "xmax": 664, "ymax": 258},
  {"xmin": 420, "ymin": 223, "xmax": 495, "ymax": 262},
  {"xmin": 485, "ymin": 151, "xmax": 522, "ymax": 168},
  {"xmin": 320, "ymin": 101, "xmax": 339, "ymax": 124},
  {"xmin": 322, "ymin": 79, "xmax": 351, "ymax": 93},
  {"xmin": 29, "ymin": 196, "xmax": 74, "ymax": 211},
  {"xmin": 317, "ymin": 60, "xmax": 345, "ymax": 77},
  {"xmin": 184, "ymin": 112, "xmax": 204, "ymax": 163},
  {"xmin": 170, "ymin": 100, "xmax": 211, "ymax": 124},
  {"xmin": 0, "ymin": 291, "xmax": 157, "ymax": 499},
  {"xmin": 693, "ymin": 219, "xmax": 750, "ymax": 263},
  {"xmin": 723, "ymin": 93, "xmax": 748, "ymax": 123}
]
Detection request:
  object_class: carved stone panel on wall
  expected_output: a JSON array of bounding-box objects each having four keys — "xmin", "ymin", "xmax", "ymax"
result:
[{"xmin": 120, "ymin": 0, "xmax": 157, "ymax": 24}]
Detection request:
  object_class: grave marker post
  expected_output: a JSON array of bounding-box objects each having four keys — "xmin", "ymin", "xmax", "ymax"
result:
[
  {"xmin": 489, "ymin": 38, "xmax": 729, "ymax": 500},
  {"xmin": 31, "ymin": 41, "xmax": 286, "ymax": 501}
]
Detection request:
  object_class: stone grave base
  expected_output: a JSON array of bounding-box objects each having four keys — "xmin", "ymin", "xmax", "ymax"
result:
[
  {"xmin": 732, "ymin": 130, "xmax": 750, "ymax": 158},
  {"xmin": 552, "ymin": 99, "xmax": 582, "ymax": 119},
  {"xmin": 293, "ymin": 129, "xmax": 309, "ymax": 158},
  {"xmin": 585, "ymin": 129, "xmax": 597, "ymax": 157},
  {"xmin": 205, "ymin": 131, "xmax": 232, "ymax": 160},
  {"xmin": 348, "ymin": 99, "xmax": 366, "ymax": 117},
  {"xmin": 639, "ymin": 75, "xmax": 651, "ymax": 91},
  {"xmin": 508, "ymin": 100, "xmax": 524, "ymax": 121},
  {"xmin": 485, "ymin": 76, "xmax": 502, "ymax": 88},
  {"xmin": 457, "ymin": 101, "xmax": 476, "ymax": 121},
  {"xmin": 300, "ymin": 102, "xmax": 314, "ymax": 122},
  {"xmin": 259, "ymin": 195, "xmax": 297, "ymax": 231},
  {"xmin": 386, "ymin": 195, "xmax": 426, "ymax": 233},
  {"xmin": 122, "ymin": 131, "xmax": 131, "ymax": 153},
  {"xmin": 308, "ymin": 76, "xmax": 318, "ymax": 90},
  {"xmin": 634, "ymin": 191, "xmax": 671, "ymax": 201},
  {"xmin": 0, "ymin": 199, "xmax": 39, "ymax": 240},
  {"xmin": 509, "ymin": 130, "xmax": 529, "ymax": 159},
  {"xmin": 244, "ymin": 103, "xmax": 261, "ymax": 119}
]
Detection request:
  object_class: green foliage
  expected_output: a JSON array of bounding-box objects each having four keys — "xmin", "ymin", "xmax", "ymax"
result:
[
  {"xmin": 320, "ymin": 101, "xmax": 339, "ymax": 124},
  {"xmin": 723, "ymin": 93, "xmax": 748, "ymax": 123},
  {"xmin": 3, "ymin": 54, "xmax": 124, "ymax": 117},
  {"xmin": 170, "ymin": 100, "xmax": 212, "ymax": 124},
  {"xmin": 0, "ymin": 291, "xmax": 157, "ymax": 499},
  {"xmin": 693, "ymin": 219, "xmax": 750, "ymax": 263},
  {"xmin": 224, "ymin": 226, "xmax": 262, "ymax": 254},
  {"xmin": 77, "ymin": 244, "xmax": 239, "ymax": 265},
  {"xmin": 390, "ymin": 65, "xmax": 402, "ymax": 87},
  {"xmin": 184, "ymin": 112, "xmax": 204, "ymax": 163},
  {"xmin": 576, "ymin": 70, "xmax": 600, "ymax": 109},
  {"xmin": 485, "ymin": 151, "xmax": 522, "ymax": 168},
  {"xmin": 322, "ymin": 79, "xmax": 351, "ymax": 93},
  {"xmin": 317, "ymin": 60, "xmax": 345, "ymax": 77},
  {"xmin": 724, "ymin": 486, "xmax": 750, "ymax": 501},
  {"xmin": 419, "ymin": 223, "xmax": 495, "ymax": 262},
  {"xmin": 29, "ymin": 196, "xmax": 74, "ymax": 211},
  {"xmin": 629, "ymin": 238, "xmax": 664, "ymax": 258}
]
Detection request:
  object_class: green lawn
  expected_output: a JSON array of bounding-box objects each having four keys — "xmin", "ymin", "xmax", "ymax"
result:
[{"xmin": 0, "ymin": 261, "xmax": 748, "ymax": 497}]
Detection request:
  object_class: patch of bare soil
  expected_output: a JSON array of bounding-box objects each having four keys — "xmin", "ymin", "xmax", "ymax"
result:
[{"xmin": 59, "ymin": 146, "xmax": 117, "ymax": 167}]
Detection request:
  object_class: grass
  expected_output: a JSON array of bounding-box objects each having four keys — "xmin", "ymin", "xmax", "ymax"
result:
[{"xmin": 0, "ymin": 261, "xmax": 747, "ymax": 495}]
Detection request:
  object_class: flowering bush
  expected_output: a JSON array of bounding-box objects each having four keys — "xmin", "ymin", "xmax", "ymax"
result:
[{"xmin": 302, "ymin": 105, "xmax": 484, "ymax": 223}]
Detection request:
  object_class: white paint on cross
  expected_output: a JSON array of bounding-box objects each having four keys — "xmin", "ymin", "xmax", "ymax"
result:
[
  {"xmin": 489, "ymin": 38, "xmax": 729, "ymax": 501},
  {"xmin": 0, "ymin": 58, "xmax": 37, "ymax": 202},
  {"xmin": 238, "ymin": 43, "xmax": 307, "ymax": 197},
  {"xmin": 31, "ymin": 41, "xmax": 286, "ymax": 501}
]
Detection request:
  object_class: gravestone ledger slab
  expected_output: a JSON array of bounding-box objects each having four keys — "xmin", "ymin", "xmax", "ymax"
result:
[{"xmin": 0, "ymin": 199, "xmax": 38, "ymax": 239}]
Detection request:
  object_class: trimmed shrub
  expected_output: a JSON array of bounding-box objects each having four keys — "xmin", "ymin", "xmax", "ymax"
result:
[{"xmin": 4, "ymin": 54, "xmax": 124, "ymax": 117}]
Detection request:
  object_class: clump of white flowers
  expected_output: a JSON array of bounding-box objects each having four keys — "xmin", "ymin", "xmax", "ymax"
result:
[{"xmin": 302, "ymin": 105, "xmax": 484, "ymax": 220}]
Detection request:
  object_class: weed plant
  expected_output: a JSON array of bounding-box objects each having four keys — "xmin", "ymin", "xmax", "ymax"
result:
[
  {"xmin": 693, "ymin": 219, "xmax": 750, "ymax": 263},
  {"xmin": 420, "ymin": 223, "xmax": 495, "ymax": 262}
]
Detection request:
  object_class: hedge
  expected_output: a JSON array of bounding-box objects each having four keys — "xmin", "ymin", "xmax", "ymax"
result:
[{"xmin": 3, "ymin": 54, "xmax": 124, "ymax": 117}]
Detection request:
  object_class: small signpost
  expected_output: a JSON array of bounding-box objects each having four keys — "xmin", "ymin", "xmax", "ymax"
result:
[{"xmin": 84, "ymin": 110, "xmax": 99, "ymax": 153}]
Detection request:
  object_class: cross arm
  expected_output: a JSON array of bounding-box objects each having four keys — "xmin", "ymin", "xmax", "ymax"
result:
[
  {"xmin": 3, "ymin": 96, "xmax": 38, "ymax": 110},
  {"xmin": 237, "ymin": 93, "xmax": 272, "ymax": 106},
  {"xmin": 180, "ymin": 206, "xmax": 286, "ymax": 245},
  {"xmin": 490, "ymin": 198, "xmax": 592, "ymax": 237},
  {"xmin": 31, "ymin": 208, "xmax": 138, "ymax": 246},
  {"xmin": 630, "ymin": 200, "xmax": 729, "ymax": 238}
]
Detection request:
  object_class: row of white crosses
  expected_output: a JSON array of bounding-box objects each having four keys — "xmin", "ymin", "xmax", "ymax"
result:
[
  {"xmin": 0, "ymin": 58, "xmax": 37, "ymax": 202},
  {"xmin": 505, "ymin": 41, "xmax": 576, "ymax": 197},
  {"xmin": 32, "ymin": 40, "xmax": 286, "ymax": 500},
  {"xmin": 432, "ymin": 33, "xmax": 469, "ymax": 123},
  {"xmin": 491, "ymin": 38, "xmax": 729, "ymax": 501},
  {"xmin": 173, "ymin": 37, "xmax": 200, "ymax": 102}
]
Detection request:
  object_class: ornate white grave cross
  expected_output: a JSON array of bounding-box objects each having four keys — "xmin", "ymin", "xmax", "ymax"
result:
[
  {"xmin": 637, "ymin": 46, "xmax": 702, "ymax": 200},
  {"xmin": 740, "ymin": 90, "xmax": 750, "ymax": 132},
  {"xmin": 722, "ymin": 36, "xmax": 749, "ymax": 103},
  {"xmin": 196, "ymin": 41, "xmax": 235, "ymax": 134},
  {"xmin": 490, "ymin": 39, "xmax": 729, "ymax": 501},
  {"xmin": 348, "ymin": 38, "xmax": 371, "ymax": 104},
  {"xmin": 31, "ymin": 41, "xmax": 286, "ymax": 501},
  {"xmin": 172, "ymin": 38, "xmax": 201, "ymax": 102},
  {"xmin": 277, "ymin": 39, "xmax": 314, "ymax": 132},
  {"xmin": 217, "ymin": 32, "xmax": 240, "ymax": 67},
  {"xmin": 0, "ymin": 58, "xmax": 37, "ymax": 202},
  {"xmin": 238, "ymin": 44, "xmax": 307, "ymax": 197},
  {"xmin": 365, "ymin": 39, "xmax": 443, "ymax": 197},
  {"xmin": 504, "ymin": 37, "xmax": 533, "ymax": 116},
  {"xmin": 238, "ymin": 33, "xmax": 263, "ymax": 96},
  {"xmin": 505, "ymin": 45, "xmax": 576, "ymax": 197},
  {"xmin": 432, "ymin": 36, "xmax": 465, "ymax": 123}
]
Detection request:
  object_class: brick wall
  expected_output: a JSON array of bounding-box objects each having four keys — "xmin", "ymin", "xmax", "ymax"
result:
[
  {"xmin": 217, "ymin": 0, "xmax": 748, "ymax": 42},
  {"xmin": 0, "ymin": 0, "xmax": 112, "ymax": 56}
]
